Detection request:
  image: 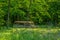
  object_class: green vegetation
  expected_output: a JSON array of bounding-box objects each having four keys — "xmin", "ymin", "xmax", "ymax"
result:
[
  {"xmin": 0, "ymin": 0, "xmax": 60, "ymax": 40},
  {"xmin": 0, "ymin": 0, "xmax": 60, "ymax": 27},
  {"xmin": 0, "ymin": 28, "xmax": 60, "ymax": 40}
]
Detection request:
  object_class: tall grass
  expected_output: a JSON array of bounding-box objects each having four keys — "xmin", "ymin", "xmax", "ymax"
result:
[{"xmin": 0, "ymin": 28, "xmax": 60, "ymax": 40}]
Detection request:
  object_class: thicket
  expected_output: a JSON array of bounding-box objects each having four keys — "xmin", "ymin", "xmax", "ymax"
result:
[{"xmin": 0, "ymin": 0, "xmax": 60, "ymax": 26}]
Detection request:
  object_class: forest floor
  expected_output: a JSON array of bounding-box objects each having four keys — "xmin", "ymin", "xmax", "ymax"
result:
[{"xmin": 0, "ymin": 27, "xmax": 60, "ymax": 40}]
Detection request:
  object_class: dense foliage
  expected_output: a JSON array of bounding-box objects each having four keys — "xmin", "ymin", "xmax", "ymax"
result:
[{"xmin": 0, "ymin": 0, "xmax": 60, "ymax": 26}]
